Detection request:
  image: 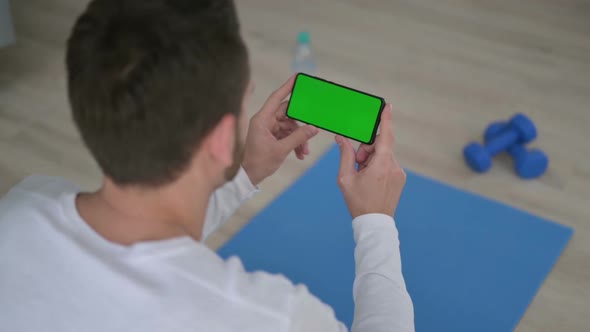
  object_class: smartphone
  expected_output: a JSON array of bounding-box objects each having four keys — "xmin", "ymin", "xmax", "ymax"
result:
[{"xmin": 286, "ymin": 73, "xmax": 385, "ymax": 144}]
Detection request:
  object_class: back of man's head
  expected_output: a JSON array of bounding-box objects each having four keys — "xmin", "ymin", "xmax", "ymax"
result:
[{"xmin": 66, "ymin": 0, "xmax": 249, "ymax": 187}]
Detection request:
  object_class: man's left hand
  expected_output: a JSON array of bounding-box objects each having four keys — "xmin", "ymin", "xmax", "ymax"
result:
[{"xmin": 242, "ymin": 76, "xmax": 319, "ymax": 185}]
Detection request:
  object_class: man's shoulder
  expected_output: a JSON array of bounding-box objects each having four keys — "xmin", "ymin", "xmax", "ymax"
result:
[
  {"xmin": 0, "ymin": 176, "xmax": 81, "ymax": 263},
  {"xmin": 0, "ymin": 175, "xmax": 79, "ymax": 225},
  {"xmin": 161, "ymin": 248, "xmax": 305, "ymax": 320},
  {"xmin": 2, "ymin": 175, "xmax": 80, "ymax": 200}
]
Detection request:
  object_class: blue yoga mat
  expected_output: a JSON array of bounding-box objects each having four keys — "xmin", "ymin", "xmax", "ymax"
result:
[{"xmin": 219, "ymin": 145, "xmax": 573, "ymax": 331}]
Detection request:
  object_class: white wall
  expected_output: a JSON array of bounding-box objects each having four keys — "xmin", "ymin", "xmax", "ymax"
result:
[{"xmin": 0, "ymin": 0, "xmax": 15, "ymax": 47}]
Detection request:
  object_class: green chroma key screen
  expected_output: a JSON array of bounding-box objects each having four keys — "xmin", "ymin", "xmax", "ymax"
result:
[{"xmin": 286, "ymin": 73, "xmax": 385, "ymax": 144}]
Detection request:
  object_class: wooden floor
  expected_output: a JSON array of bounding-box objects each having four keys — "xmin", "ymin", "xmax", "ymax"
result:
[{"xmin": 1, "ymin": 0, "xmax": 589, "ymax": 330}]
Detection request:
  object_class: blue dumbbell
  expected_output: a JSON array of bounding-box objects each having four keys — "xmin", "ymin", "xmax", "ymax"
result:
[
  {"xmin": 484, "ymin": 122, "xmax": 548, "ymax": 179},
  {"xmin": 463, "ymin": 113, "xmax": 537, "ymax": 173}
]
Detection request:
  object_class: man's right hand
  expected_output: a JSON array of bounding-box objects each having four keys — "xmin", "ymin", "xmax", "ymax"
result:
[{"xmin": 335, "ymin": 104, "xmax": 407, "ymax": 219}]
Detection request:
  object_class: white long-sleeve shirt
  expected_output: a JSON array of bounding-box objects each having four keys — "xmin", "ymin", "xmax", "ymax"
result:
[{"xmin": 0, "ymin": 168, "xmax": 414, "ymax": 331}]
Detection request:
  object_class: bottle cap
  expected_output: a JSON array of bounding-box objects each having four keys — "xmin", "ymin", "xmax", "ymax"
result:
[{"xmin": 297, "ymin": 31, "xmax": 311, "ymax": 44}]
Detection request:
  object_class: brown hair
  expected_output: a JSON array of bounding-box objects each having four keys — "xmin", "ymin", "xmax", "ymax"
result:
[{"xmin": 66, "ymin": 0, "xmax": 249, "ymax": 186}]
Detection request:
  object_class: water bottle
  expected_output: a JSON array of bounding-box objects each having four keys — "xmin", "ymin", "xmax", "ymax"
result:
[{"xmin": 292, "ymin": 32, "xmax": 316, "ymax": 74}]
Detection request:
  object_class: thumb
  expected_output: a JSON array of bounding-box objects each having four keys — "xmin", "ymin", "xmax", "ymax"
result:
[
  {"xmin": 279, "ymin": 125, "xmax": 318, "ymax": 155},
  {"xmin": 335, "ymin": 135, "xmax": 356, "ymax": 177}
]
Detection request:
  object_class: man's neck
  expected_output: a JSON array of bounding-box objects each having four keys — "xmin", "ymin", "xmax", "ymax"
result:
[{"xmin": 76, "ymin": 175, "xmax": 212, "ymax": 246}]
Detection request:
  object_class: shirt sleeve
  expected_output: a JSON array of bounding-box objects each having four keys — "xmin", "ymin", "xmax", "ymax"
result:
[
  {"xmin": 287, "ymin": 214, "xmax": 413, "ymax": 332},
  {"xmin": 201, "ymin": 167, "xmax": 259, "ymax": 240},
  {"xmin": 351, "ymin": 214, "xmax": 415, "ymax": 332}
]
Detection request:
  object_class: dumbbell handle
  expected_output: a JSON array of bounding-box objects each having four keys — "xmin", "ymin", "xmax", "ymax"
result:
[
  {"xmin": 506, "ymin": 144, "xmax": 525, "ymax": 158},
  {"xmin": 486, "ymin": 130, "xmax": 519, "ymax": 156},
  {"xmin": 485, "ymin": 122, "xmax": 526, "ymax": 157},
  {"xmin": 484, "ymin": 119, "xmax": 548, "ymax": 179}
]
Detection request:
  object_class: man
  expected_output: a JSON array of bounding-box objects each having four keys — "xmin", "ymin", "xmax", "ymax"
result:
[{"xmin": 0, "ymin": 0, "xmax": 414, "ymax": 331}]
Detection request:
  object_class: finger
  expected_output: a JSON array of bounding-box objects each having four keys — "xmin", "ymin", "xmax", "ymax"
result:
[
  {"xmin": 295, "ymin": 141, "xmax": 308, "ymax": 159},
  {"xmin": 262, "ymin": 75, "xmax": 296, "ymax": 114},
  {"xmin": 336, "ymin": 135, "xmax": 356, "ymax": 177},
  {"xmin": 278, "ymin": 125, "xmax": 319, "ymax": 155},
  {"xmin": 278, "ymin": 118, "xmax": 299, "ymax": 131},
  {"xmin": 274, "ymin": 101, "xmax": 289, "ymax": 121},
  {"xmin": 357, "ymin": 153, "xmax": 374, "ymax": 172},
  {"xmin": 275, "ymin": 101, "xmax": 290, "ymax": 121},
  {"xmin": 277, "ymin": 119, "xmax": 310, "ymax": 156},
  {"xmin": 356, "ymin": 142, "xmax": 376, "ymax": 164},
  {"xmin": 374, "ymin": 104, "xmax": 395, "ymax": 155},
  {"xmin": 303, "ymin": 142, "xmax": 310, "ymax": 155},
  {"xmin": 275, "ymin": 119, "xmax": 301, "ymax": 140},
  {"xmin": 271, "ymin": 121, "xmax": 283, "ymax": 136},
  {"xmin": 295, "ymin": 145, "xmax": 304, "ymax": 160}
]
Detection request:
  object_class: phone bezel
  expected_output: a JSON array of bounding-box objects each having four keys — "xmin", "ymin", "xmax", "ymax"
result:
[{"xmin": 286, "ymin": 73, "xmax": 385, "ymax": 145}]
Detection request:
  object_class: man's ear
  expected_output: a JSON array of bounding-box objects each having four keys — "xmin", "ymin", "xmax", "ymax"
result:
[{"xmin": 202, "ymin": 114, "xmax": 237, "ymax": 168}]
